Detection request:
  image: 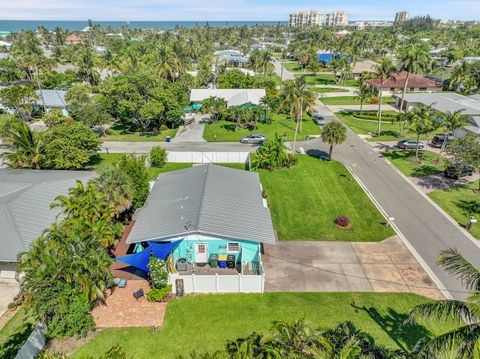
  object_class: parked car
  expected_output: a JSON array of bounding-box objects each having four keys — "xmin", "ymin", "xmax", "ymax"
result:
[
  {"xmin": 396, "ymin": 139, "xmax": 425, "ymax": 150},
  {"xmin": 444, "ymin": 163, "xmax": 475, "ymax": 179},
  {"xmin": 431, "ymin": 135, "xmax": 446, "ymax": 148},
  {"xmin": 311, "ymin": 113, "xmax": 326, "ymax": 126},
  {"xmin": 182, "ymin": 112, "xmax": 195, "ymax": 125},
  {"xmin": 240, "ymin": 134, "xmax": 266, "ymax": 144}
]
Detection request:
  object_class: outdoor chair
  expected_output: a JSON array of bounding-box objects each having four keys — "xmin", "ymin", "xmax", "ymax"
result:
[
  {"xmin": 115, "ymin": 277, "xmax": 127, "ymax": 288},
  {"xmin": 133, "ymin": 289, "xmax": 145, "ymax": 301}
]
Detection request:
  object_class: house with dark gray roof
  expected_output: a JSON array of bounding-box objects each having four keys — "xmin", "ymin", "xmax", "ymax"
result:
[
  {"xmin": 124, "ymin": 164, "xmax": 276, "ymax": 293},
  {"xmin": 0, "ymin": 170, "xmax": 94, "ymax": 276}
]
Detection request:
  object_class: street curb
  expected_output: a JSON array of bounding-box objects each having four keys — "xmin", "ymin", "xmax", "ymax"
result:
[
  {"xmin": 375, "ymin": 148, "xmax": 480, "ymax": 250},
  {"xmin": 345, "ymin": 165, "xmax": 453, "ymax": 300}
]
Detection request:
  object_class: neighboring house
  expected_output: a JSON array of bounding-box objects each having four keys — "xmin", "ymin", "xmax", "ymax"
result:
[
  {"xmin": 65, "ymin": 34, "xmax": 83, "ymax": 45},
  {"xmin": 35, "ymin": 89, "xmax": 69, "ymax": 115},
  {"xmin": 394, "ymin": 92, "xmax": 480, "ymax": 137},
  {"xmin": 0, "ymin": 40, "xmax": 12, "ymax": 48},
  {"xmin": 190, "ymin": 88, "xmax": 266, "ymax": 108},
  {"xmin": 121, "ymin": 164, "xmax": 276, "ymax": 293},
  {"xmin": 0, "ymin": 170, "xmax": 95, "ymax": 278},
  {"xmin": 214, "ymin": 50, "xmax": 249, "ymax": 67},
  {"xmin": 334, "ymin": 30, "xmax": 351, "ymax": 39},
  {"xmin": 366, "ymin": 71, "xmax": 442, "ymax": 95},
  {"xmin": 351, "ymin": 60, "xmax": 378, "ymax": 79}
]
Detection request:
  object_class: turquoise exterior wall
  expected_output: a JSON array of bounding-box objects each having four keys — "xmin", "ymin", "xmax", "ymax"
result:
[{"xmin": 172, "ymin": 238, "xmax": 259, "ymax": 263}]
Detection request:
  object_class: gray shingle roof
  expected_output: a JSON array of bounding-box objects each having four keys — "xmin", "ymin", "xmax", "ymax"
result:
[
  {"xmin": 127, "ymin": 164, "xmax": 276, "ymax": 245},
  {"xmin": 395, "ymin": 93, "xmax": 480, "ymax": 116},
  {"xmin": 0, "ymin": 169, "xmax": 95, "ymax": 262},
  {"xmin": 35, "ymin": 89, "xmax": 68, "ymax": 108}
]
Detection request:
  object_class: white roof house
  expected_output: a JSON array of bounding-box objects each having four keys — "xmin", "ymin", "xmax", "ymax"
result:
[
  {"xmin": 394, "ymin": 92, "xmax": 480, "ymax": 138},
  {"xmin": 35, "ymin": 89, "xmax": 69, "ymax": 115},
  {"xmin": 190, "ymin": 89, "xmax": 266, "ymax": 107}
]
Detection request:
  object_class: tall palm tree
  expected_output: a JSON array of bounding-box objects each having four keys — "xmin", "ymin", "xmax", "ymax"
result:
[
  {"xmin": 440, "ymin": 110, "xmax": 469, "ymax": 151},
  {"xmin": 0, "ymin": 119, "xmax": 44, "ymax": 169},
  {"xmin": 397, "ymin": 41, "xmax": 431, "ymax": 112},
  {"xmin": 321, "ymin": 121, "xmax": 347, "ymax": 160},
  {"xmin": 405, "ymin": 104, "xmax": 437, "ymax": 160},
  {"xmin": 408, "ymin": 249, "xmax": 480, "ymax": 358},
  {"xmin": 373, "ymin": 57, "xmax": 397, "ymax": 136},
  {"xmin": 93, "ymin": 166, "xmax": 135, "ymax": 216},
  {"xmin": 281, "ymin": 77, "xmax": 315, "ymax": 154},
  {"xmin": 355, "ymin": 72, "xmax": 374, "ymax": 114}
]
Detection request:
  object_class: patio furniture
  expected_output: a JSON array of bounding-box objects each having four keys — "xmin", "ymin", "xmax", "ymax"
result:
[
  {"xmin": 133, "ymin": 289, "xmax": 144, "ymax": 301},
  {"xmin": 116, "ymin": 278, "xmax": 127, "ymax": 288}
]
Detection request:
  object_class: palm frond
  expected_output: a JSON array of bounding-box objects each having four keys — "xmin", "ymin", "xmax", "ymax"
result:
[
  {"xmin": 408, "ymin": 300, "xmax": 472, "ymax": 323},
  {"xmin": 438, "ymin": 249, "xmax": 480, "ymax": 291}
]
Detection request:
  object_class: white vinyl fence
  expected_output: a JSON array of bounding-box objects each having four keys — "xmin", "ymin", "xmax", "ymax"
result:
[
  {"xmin": 170, "ymin": 272, "xmax": 264, "ymax": 293},
  {"xmin": 15, "ymin": 322, "xmax": 47, "ymax": 359},
  {"xmin": 167, "ymin": 151, "xmax": 250, "ymax": 164}
]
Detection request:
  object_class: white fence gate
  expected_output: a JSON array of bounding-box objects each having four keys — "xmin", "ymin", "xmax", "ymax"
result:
[
  {"xmin": 170, "ymin": 273, "xmax": 264, "ymax": 293},
  {"xmin": 167, "ymin": 151, "xmax": 250, "ymax": 164}
]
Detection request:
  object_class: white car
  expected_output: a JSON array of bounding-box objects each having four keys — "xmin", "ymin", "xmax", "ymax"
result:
[{"xmin": 182, "ymin": 112, "xmax": 195, "ymax": 125}]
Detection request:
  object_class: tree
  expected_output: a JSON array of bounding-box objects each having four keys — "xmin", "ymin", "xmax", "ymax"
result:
[
  {"xmin": 281, "ymin": 77, "xmax": 315, "ymax": 154},
  {"xmin": 251, "ymin": 134, "xmax": 296, "ymax": 171},
  {"xmin": 355, "ymin": 74, "xmax": 374, "ymax": 114},
  {"xmin": 404, "ymin": 105, "xmax": 437, "ymax": 160},
  {"xmin": 93, "ymin": 166, "xmax": 135, "ymax": 216},
  {"xmin": 397, "ymin": 41, "xmax": 431, "ymax": 112},
  {"xmin": 43, "ymin": 122, "xmax": 101, "ymax": 169},
  {"xmin": 201, "ymin": 96, "xmax": 227, "ymax": 122},
  {"xmin": 0, "ymin": 59, "xmax": 25, "ymax": 82},
  {"xmin": 321, "ymin": 121, "xmax": 347, "ymax": 160},
  {"xmin": 76, "ymin": 44, "xmax": 100, "ymax": 85},
  {"xmin": 408, "ymin": 249, "xmax": 480, "ymax": 358},
  {"xmin": 117, "ymin": 154, "xmax": 150, "ymax": 209},
  {"xmin": 0, "ymin": 85, "xmax": 37, "ymax": 120},
  {"xmin": 373, "ymin": 58, "xmax": 397, "ymax": 136},
  {"xmin": 445, "ymin": 133, "xmax": 480, "ymax": 190},
  {"xmin": 0, "ymin": 119, "xmax": 44, "ymax": 169},
  {"xmin": 439, "ymin": 110, "xmax": 469, "ymax": 150}
]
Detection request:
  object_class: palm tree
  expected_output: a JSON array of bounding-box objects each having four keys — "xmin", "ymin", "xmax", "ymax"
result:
[
  {"xmin": 321, "ymin": 121, "xmax": 347, "ymax": 160},
  {"xmin": 373, "ymin": 57, "xmax": 397, "ymax": 136},
  {"xmin": 397, "ymin": 41, "xmax": 431, "ymax": 112},
  {"xmin": 439, "ymin": 110, "xmax": 469, "ymax": 151},
  {"xmin": 76, "ymin": 44, "xmax": 100, "ymax": 86},
  {"xmin": 405, "ymin": 105, "xmax": 436, "ymax": 160},
  {"xmin": 93, "ymin": 166, "xmax": 135, "ymax": 216},
  {"xmin": 281, "ymin": 77, "xmax": 315, "ymax": 154},
  {"xmin": 0, "ymin": 119, "xmax": 44, "ymax": 169},
  {"xmin": 408, "ymin": 249, "xmax": 480, "ymax": 358},
  {"xmin": 355, "ymin": 72, "xmax": 374, "ymax": 114}
]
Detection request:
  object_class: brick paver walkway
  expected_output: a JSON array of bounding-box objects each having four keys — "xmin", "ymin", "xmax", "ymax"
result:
[{"xmin": 92, "ymin": 280, "xmax": 167, "ymax": 328}]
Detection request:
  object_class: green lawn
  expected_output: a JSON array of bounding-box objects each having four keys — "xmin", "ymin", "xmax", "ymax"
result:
[
  {"xmin": 259, "ymin": 156, "xmax": 394, "ymax": 241},
  {"xmin": 309, "ymin": 87, "xmax": 349, "ymax": 93},
  {"xmin": 296, "ymin": 74, "xmax": 358, "ymax": 87},
  {"xmin": 0, "ymin": 307, "xmax": 36, "ymax": 359},
  {"xmin": 283, "ymin": 61, "xmax": 304, "ymax": 72},
  {"xmin": 336, "ymin": 112, "xmax": 442, "ymax": 142},
  {"xmin": 105, "ymin": 125, "xmax": 178, "ymax": 142},
  {"xmin": 383, "ymin": 151, "xmax": 447, "ymax": 177},
  {"xmin": 203, "ymin": 114, "xmax": 321, "ymax": 142},
  {"xmin": 428, "ymin": 181, "xmax": 480, "ymax": 240},
  {"xmin": 320, "ymin": 96, "xmax": 394, "ymax": 106},
  {"xmin": 72, "ymin": 292, "xmax": 456, "ymax": 358}
]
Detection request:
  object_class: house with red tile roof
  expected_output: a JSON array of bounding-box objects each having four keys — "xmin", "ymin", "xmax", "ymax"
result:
[
  {"xmin": 65, "ymin": 34, "xmax": 83, "ymax": 45},
  {"xmin": 366, "ymin": 71, "xmax": 442, "ymax": 95}
]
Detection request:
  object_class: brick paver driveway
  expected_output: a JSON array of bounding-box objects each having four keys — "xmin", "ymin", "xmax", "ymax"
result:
[{"xmin": 263, "ymin": 236, "xmax": 442, "ymax": 300}]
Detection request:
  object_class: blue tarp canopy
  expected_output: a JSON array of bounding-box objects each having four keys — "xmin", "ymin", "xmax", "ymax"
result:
[{"xmin": 116, "ymin": 240, "xmax": 181, "ymax": 272}]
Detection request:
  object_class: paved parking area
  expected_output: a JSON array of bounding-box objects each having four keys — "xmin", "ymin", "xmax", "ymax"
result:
[
  {"xmin": 263, "ymin": 236, "xmax": 443, "ymax": 300},
  {"xmin": 0, "ymin": 279, "xmax": 20, "ymax": 317}
]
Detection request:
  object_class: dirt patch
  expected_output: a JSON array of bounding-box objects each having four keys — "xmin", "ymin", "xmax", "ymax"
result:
[{"xmin": 44, "ymin": 330, "xmax": 98, "ymax": 356}]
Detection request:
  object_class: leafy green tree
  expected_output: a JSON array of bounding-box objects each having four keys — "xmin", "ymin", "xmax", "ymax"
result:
[
  {"xmin": 439, "ymin": 110, "xmax": 469, "ymax": 150},
  {"xmin": 445, "ymin": 133, "xmax": 480, "ymax": 190},
  {"xmin": 355, "ymin": 73, "xmax": 374, "ymax": 114},
  {"xmin": 321, "ymin": 121, "xmax": 347, "ymax": 160},
  {"xmin": 201, "ymin": 96, "xmax": 227, "ymax": 122},
  {"xmin": 0, "ymin": 85, "xmax": 37, "ymax": 120},
  {"xmin": 117, "ymin": 154, "xmax": 150, "ymax": 209},
  {"xmin": 409, "ymin": 249, "xmax": 480, "ymax": 358},
  {"xmin": 76, "ymin": 44, "xmax": 100, "ymax": 85},
  {"xmin": 43, "ymin": 122, "xmax": 101, "ymax": 169},
  {"xmin": 0, "ymin": 119, "xmax": 44, "ymax": 168},
  {"xmin": 43, "ymin": 109, "xmax": 69, "ymax": 127},
  {"xmin": 218, "ymin": 69, "xmax": 255, "ymax": 89},
  {"xmin": 0, "ymin": 59, "xmax": 26, "ymax": 82},
  {"xmin": 149, "ymin": 146, "xmax": 168, "ymax": 168},
  {"xmin": 251, "ymin": 133, "xmax": 295, "ymax": 171}
]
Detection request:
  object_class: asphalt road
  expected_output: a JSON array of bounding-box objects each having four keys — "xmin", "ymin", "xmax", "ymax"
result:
[{"xmin": 299, "ymin": 104, "xmax": 480, "ymax": 300}]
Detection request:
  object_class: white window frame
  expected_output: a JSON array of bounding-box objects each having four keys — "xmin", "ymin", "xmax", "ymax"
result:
[{"xmin": 227, "ymin": 242, "xmax": 240, "ymax": 253}]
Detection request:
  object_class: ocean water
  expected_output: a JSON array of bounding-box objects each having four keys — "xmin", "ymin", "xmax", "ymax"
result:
[{"xmin": 0, "ymin": 20, "xmax": 287, "ymax": 32}]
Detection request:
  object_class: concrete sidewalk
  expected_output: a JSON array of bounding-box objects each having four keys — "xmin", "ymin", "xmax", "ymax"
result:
[{"xmin": 263, "ymin": 237, "xmax": 442, "ymax": 299}]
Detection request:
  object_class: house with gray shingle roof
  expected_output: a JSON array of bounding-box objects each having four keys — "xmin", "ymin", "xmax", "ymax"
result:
[
  {"xmin": 34, "ymin": 89, "xmax": 69, "ymax": 115},
  {"xmin": 124, "ymin": 164, "xmax": 275, "ymax": 293},
  {"xmin": 0, "ymin": 170, "xmax": 95, "ymax": 276}
]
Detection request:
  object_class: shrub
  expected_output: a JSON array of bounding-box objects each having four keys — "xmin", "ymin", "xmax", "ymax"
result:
[
  {"xmin": 146, "ymin": 285, "xmax": 172, "ymax": 302},
  {"xmin": 159, "ymin": 124, "xmax": 169, "ymax": 131},
  {"xmin": 150, "ymin": 146, "xmax": 167, "ymax": 168},
  {"xmin": 334, "ymin": 216, "xmax": 350, "ymax": 227},
  {"xmin": 251, "ymin": 134, "xmax": 296, "ymax": 171},
  {"xmin": 147, "ymin": 257, "xmax": 169, "ymax": 289},
  {"xmin": 7, "ymin": 302, "xmax": 16, "ymax": 310},
  {"xmin": 118, "ymin": 154, "xmax": 150, "ymax": 209}
]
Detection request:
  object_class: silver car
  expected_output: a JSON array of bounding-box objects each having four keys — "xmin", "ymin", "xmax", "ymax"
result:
[
  {"xmin": 240, "ymin": 134, "xmax": 266, "ymax": 144},
  {"xmin": 396, "ymin": 139, "xmax": 425, "ymax": 150}
]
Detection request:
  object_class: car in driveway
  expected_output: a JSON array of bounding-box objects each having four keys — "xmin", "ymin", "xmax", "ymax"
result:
[
  {"xmin": 444, "ymin": 163, "xmax": 475, "ymax": 179},
  {"xmin": 431, "ymin": 135, "xmax": 446, "ymax": 148},
  {"xmin": 240, "ymin": 134, "xmax": 266, "ymax": 144},
  {"xmin": 311, "ymin": 113, "xmax": 326, "ymax": 126},
  {"xmin": 396, "ymin": 139, "xmax": 425, "ymax": 150}
]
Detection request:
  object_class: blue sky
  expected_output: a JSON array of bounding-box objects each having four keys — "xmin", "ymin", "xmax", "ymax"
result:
[{"xmin": 0, "ymin": 0, "xmax": 478, "ymax": 21}]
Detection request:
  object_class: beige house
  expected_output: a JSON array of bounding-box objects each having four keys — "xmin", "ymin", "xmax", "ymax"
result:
[{"xmin": 351, "ymin": 60, "xmax": 378, "ymax": 79}]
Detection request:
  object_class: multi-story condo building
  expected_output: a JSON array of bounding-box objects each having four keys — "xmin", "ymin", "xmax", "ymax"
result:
[
  {"xmin": 324, "ymin": 11, "xmax": 350, "ymax": 27},
  {"xmin": 395, "ymin": 11, "xmax": 410, "ymax": 23},
  {"xmin": 289, "ymin": 11, "xmax": 323, "ymax": 28}
]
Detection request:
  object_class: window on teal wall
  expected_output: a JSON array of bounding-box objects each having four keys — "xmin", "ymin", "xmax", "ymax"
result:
[{"xmin": 227, "ymin": 242, "xmax": 240, "ymax": 252}]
